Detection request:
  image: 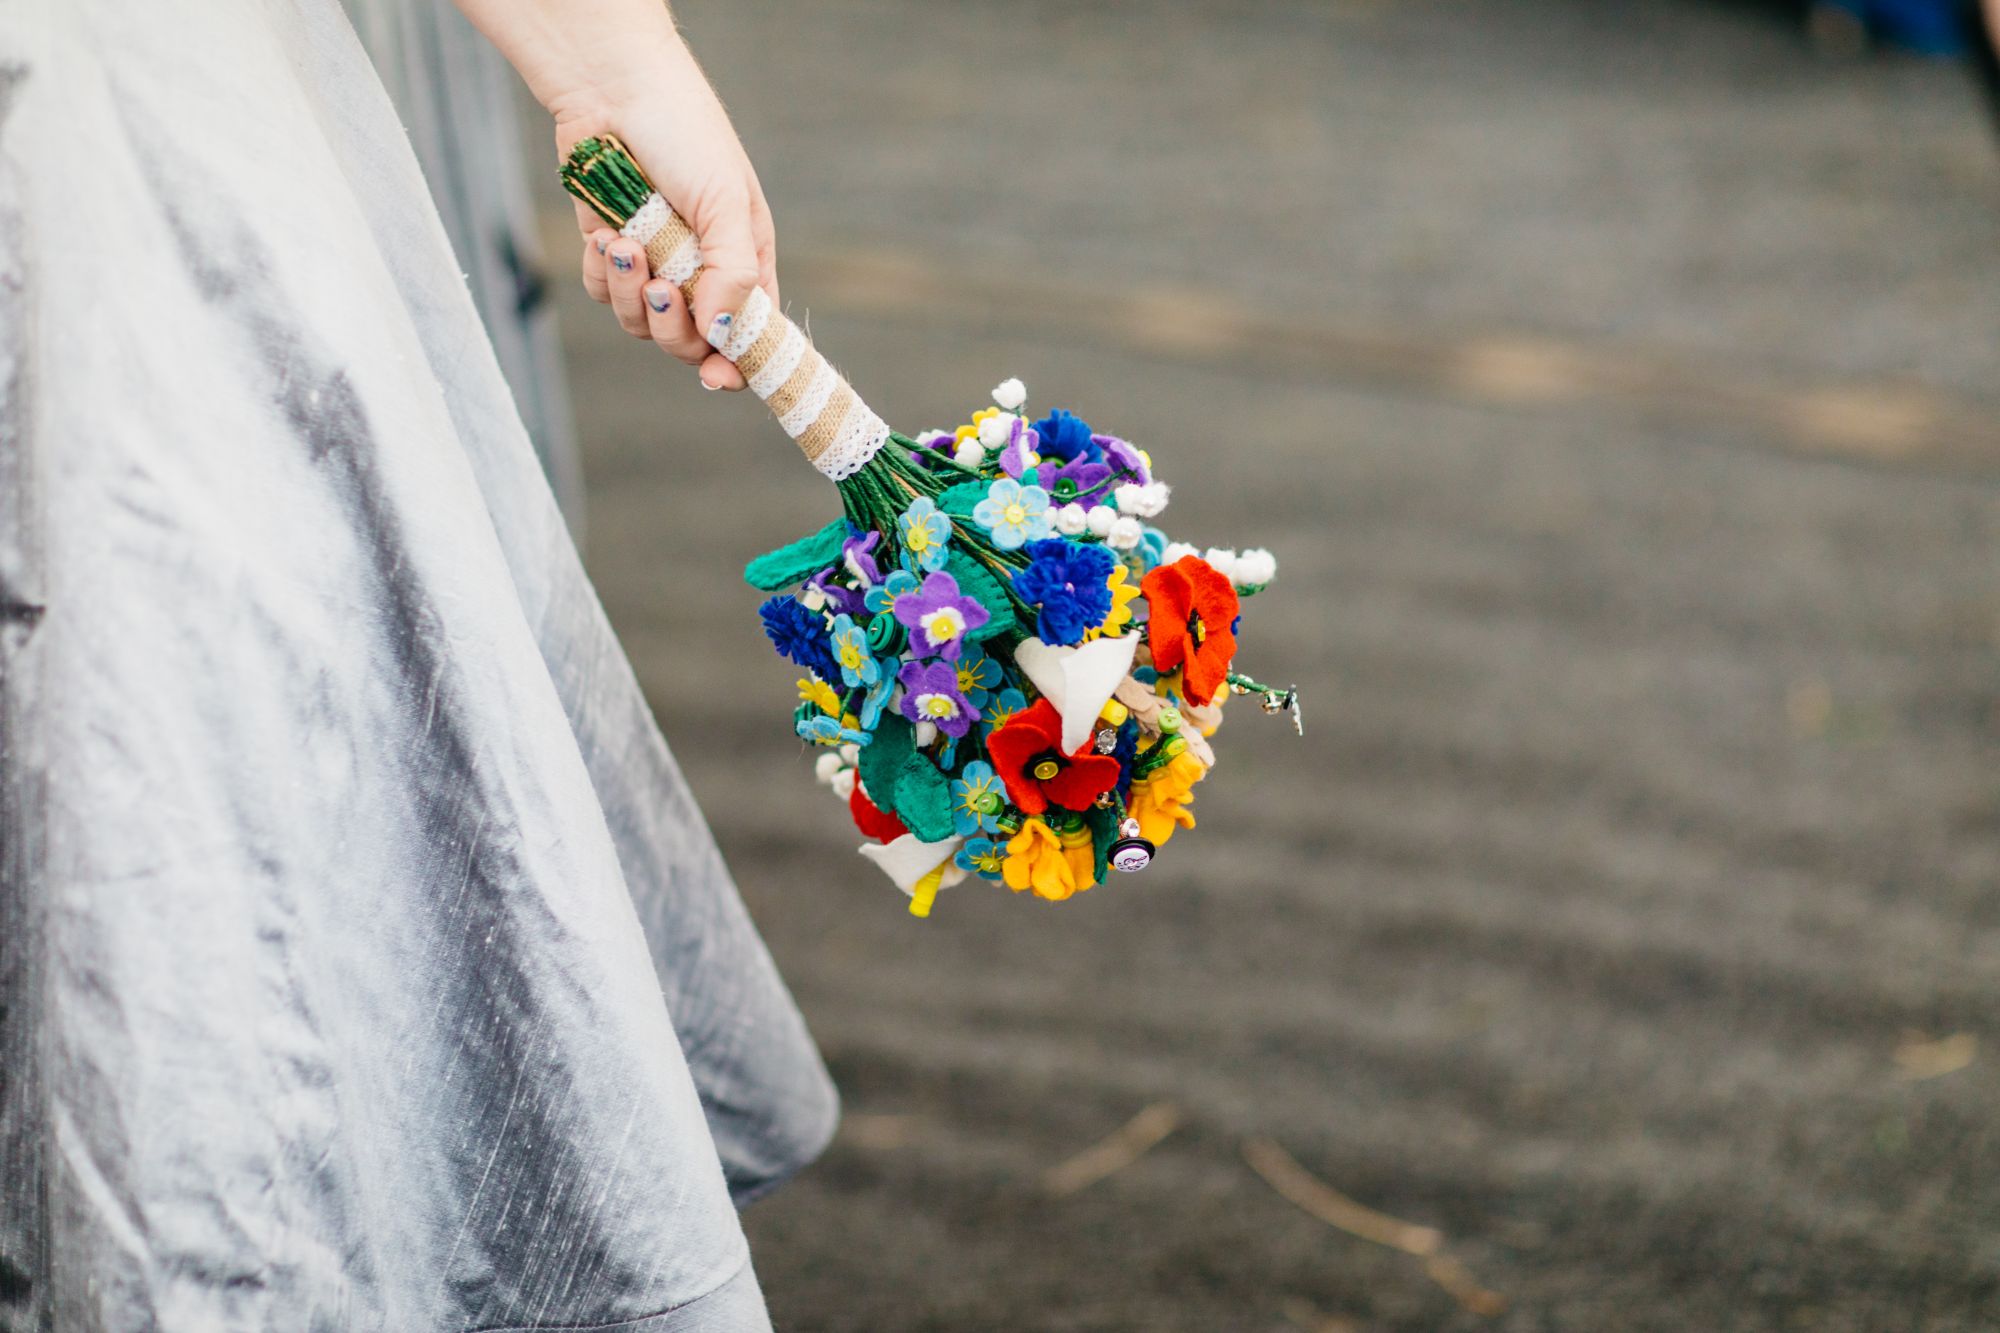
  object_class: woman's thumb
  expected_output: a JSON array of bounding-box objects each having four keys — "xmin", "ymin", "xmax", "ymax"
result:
[{"xmin": 686, "ymin": 190, "xmax": 763, "ymax": 359}]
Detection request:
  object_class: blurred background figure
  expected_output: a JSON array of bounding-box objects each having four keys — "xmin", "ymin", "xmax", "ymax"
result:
[
  {"xmin": 345, "ymin": 0, "xmax": 585, "ymax": 537},
  {"xmin": 1807, "ymin": 0, "xmax": 1972, "ymax": 55},
  {"xmin": 510, "ymin": 1, "xmax": 2000, "ymax": 1328}
]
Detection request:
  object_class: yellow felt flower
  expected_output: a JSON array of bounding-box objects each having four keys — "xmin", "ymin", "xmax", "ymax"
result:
[
  {"xmin": 1129, "ymin": 751, "xmax": 1206, "ymax": 847},
  {"xmin": 953, "ymin": 406, "xmax": 1002, "ymax": 444},
  {"xmin": 1058, "ymin": 823, "xmax": 1097, "ymax": 890},
  {"xmin": 798, "ymin": 676, "xmax": 843, "ymax": 717},
  {"xmin": 1001, "ymin": 817, "xmax": 1079, "ymax": 902},
  {"xmin": 1085, "ymin": 563, "xmax": 1142, "ymax": 641}
]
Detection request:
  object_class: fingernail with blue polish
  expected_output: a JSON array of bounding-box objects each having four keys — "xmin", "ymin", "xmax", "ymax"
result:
[
  {"xmin": 647, "ymin": 288, "xmax": 671, "ymax": 314},
  {"xmin": 611, "ymin": 251, "xmax": 633, "ymax": 273},
  {"xmin": 706, "ymin": 311, "xmax": 733, "ymax": 348}
]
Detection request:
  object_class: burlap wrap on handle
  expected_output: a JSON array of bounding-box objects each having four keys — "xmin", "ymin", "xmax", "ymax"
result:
[{"xmin": 615, "ymin": 181, "xmax": 890, "ymax": 481}]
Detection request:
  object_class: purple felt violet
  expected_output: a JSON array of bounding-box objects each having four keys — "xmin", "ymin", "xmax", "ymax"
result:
[
  {"xmin": 891, "ymin": 570, "xmax": 990, "ymax": 661},
  {"xmin": 806, "ymin": 566, "xmax": 868, "ymax": 618},
  {"xmin": 1094, "ymin": 433, "xmax": 1150, "ymax": 483},
  {"xmin": 998, "ymin": 417, "xmax": 1040, "ymax": 479},
  {"xmin": 841, "ymin": 528, "xmax": 883, "ymax": 587},
  {"xmin": 898, "ymin": 660, "xmax": 981, "ymax": 738},
  {"xmin": 1042, "ymin": 455, "xmax": 1114, "ymax": 510}
]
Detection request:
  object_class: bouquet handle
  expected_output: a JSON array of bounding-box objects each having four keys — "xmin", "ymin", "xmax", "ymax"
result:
[{"xmin": 563, "ymin": 136, "xmax": 890, "ymax": 481}]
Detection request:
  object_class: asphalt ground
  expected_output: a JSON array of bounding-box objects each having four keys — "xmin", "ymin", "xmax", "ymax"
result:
[{"xmin": 529, "ymin": 2, "xmax": 2000, "ymax": 1327}]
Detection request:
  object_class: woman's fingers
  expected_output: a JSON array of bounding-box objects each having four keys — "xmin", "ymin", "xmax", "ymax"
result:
[
  {"xmin": 699, "ymin": 351, "xmax": 748, "ymax": 392},
  {"xmin": 604, "ymin": 238, "xmax": 652, "ymax": 337},
  {"xmin": 642, "ymin": 281, "xmax": 708, "ymax": 368},
  {"xmin": 581, "ymin": 229, "xmax": 614, "ymax": 303}
]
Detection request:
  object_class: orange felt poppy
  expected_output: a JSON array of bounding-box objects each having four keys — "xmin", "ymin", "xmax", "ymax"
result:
[
  {"xmin": 1139, "ymin": 556, "xmax": 1240, "ymax": 706},
  {"xmin": 986, "ymin": 699, "xmax": 1122, "ymax": 816}
]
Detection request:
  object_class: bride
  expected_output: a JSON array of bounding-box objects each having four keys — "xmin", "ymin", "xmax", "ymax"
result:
[{"xmin": 0, "ymin": 1, "xmax": 834, "ymax": 1329}]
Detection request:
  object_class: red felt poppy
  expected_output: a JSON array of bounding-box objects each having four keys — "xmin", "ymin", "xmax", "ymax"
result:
[
  {"xmin": 987, "ymin": 699, "xmax": 1122, "ymax": 816},
  {"xmin": 1140, "ymin": 556, "xmax": 1239, "ymax": 706},
  {"xmin": 849, "ymin": 780, "xmax": 909, "ymax": 843}
]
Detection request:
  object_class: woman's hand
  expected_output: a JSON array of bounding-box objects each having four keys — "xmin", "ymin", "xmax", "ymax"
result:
[{"xmin": 455, "ymin": 0, "xmax": 776, "ymax": 389}]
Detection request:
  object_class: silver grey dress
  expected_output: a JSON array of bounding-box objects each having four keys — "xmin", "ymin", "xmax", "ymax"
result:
[{"xmin": 0, "ymin": 1, "xmax": 836, "ymax": 1330}]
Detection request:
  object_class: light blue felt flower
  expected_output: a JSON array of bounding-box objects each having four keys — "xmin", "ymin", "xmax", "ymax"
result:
[
  {"xmin": 860, "ymin": 665, "xmax": 897, "ymax": 730},
  {"xmin": 971, "ymin": 477, "xmax": 1055, "ymax": 551},
  {"xmin": 828, "ymin": 614, "xmax": 879, "ymax": 689},
  {"xmin": 981, "ymin": 687, "xmax": 1030, "ymax": 740},
  {"xmin": 864, "ymin": 568, "xmax": 920, "ymax": 616},
  {"xmin": 950, "ymin": 760, "xmax": 1007, "ymax": 836},
  {"xmin": 955, "ymin": 836, "xmax": 1007, "ymax": 881},
  {"xmin": 953, "ymin": 648, "xmax": 1002, "ymax": 710},
  {"xmin": 797, "ymin": 712, "xmax": 871, "ymax": 747},
  {"xmin": 897, "ymin": 496, "xmax": 953, "ymax": 573}
]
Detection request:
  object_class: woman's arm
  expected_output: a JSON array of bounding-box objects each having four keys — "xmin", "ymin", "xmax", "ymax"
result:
[{"xmin": 453, "ymin": 0, "xmax": 775, "ymax": 389}]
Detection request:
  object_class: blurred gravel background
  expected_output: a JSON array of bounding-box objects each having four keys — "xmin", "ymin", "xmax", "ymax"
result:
[{"xmin": 523, "ymin": 1, "xmax": 2000, "ymax": 1327}]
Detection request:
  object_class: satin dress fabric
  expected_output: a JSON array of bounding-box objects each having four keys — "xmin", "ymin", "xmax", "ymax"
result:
[{"xmin": 0, "ymin": 1, "xmax": 836, "ymax": 1329}]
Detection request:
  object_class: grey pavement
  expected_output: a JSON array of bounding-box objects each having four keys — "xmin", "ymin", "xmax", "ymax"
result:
[{"xmin": 524, "ymin": 1, "xmax": 2000, "ymax": 1328}]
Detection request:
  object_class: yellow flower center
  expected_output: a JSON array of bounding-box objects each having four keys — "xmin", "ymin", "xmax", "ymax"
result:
[
  {"xmin": 1003, "ymin": 503, "xmax": 1027, "ymax": 526},
  {"xmin": 1032, "ymin": 759, "xmax": 1061, "ymax": 781},
  {"xmin": 922, "ymin": 608, "xmax": 964, "ymax": 643},
  {"xmin": 919, "ymin": 694, "xmax": 957, "ymax": 719}
]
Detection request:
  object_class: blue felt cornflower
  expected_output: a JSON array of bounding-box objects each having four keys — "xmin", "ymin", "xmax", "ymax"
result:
[
  {"xmin": 950, "ymin": 760, "xmax": 1007, "ymax": 836},
  {"xmin": 864, "ymin": 568, "xmax": 920, "ymax": 616},
  {"xmin": 1011, "ymin": 538, "xmax": 1117, "ymax": 646},
  {"xmin": 1032, "ymin": 408, "xmax": 1100, "ymax": 464},
  {"xmin": 759, "ymin": 594, "xmax": 837, "ymax": 680},
  {"xmin": 954, "ymin": 836, "xmax": 1007, "ymax": 881},
  {"xmin": 897, "ymin": 496, "xmax": 953, "ymax": 573},
  {"xmin": 828, "ymin": 614, "xmax": 880, "ymax": 689},
  {"xmin": 971, "ymin": 477, "xmax": 1054, "ymax": 551}
]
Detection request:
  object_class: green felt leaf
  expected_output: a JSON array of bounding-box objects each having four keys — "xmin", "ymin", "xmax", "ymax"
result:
[
  {"xmin": 857, "ymin": 713, "xmax": 913, "ymax": 813},
  {"xmin": 945, "ymin": 551, "xmax": 1018, "ymax": 645},
  {"xmin": 894, "ymin": 754, "xmax": 957, "ymax": 843},
  {"xmin": 937, "ymin": 482, "xmax": 989, "ymax": 518},
  {"xmin": 743, "ymin": 518, "xmax": 851, "ymax": 592},
  {"xmin": 1087, "ymin": 804, "xmax": 1119, "ymax": 886}
]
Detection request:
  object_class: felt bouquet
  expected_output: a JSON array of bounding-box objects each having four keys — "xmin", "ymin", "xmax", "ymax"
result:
[{"xmin": 564, "ymin": 137, "xmax": 1299, "ymax": 917}]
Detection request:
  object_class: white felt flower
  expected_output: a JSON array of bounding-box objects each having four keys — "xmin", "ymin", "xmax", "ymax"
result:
[
  {"xmin": 991, "ymin": 377, "xmax": 1028, "ymax": 411},
  {"xmin": 814, "ymin": 752, "xmax": 846, "ymax": 785},
  {"xmin": 1115, "ymin": 482, "xmax": 1170, "ymax": 517},
  {"xmin": 829, "ymin": 769, "xmax": 857, "ymax": 801},
  {"xmin": 858, "ymin": 833, "xmax": 968, "ymax": 897},
  {"xmin": 1054, "ymin": 503, "xmax": 1089, "ymax": 536},
  {"xmin": 1233, "ymin": 548, "xmax": 1278, "ymax": 589},
  {"xmin": 1013, "ymin": 634, "xmax": 1141, "ymax": 754},
  {"xmin": 978, "ymin": 412, "xmax": 1018, "ymax": 448},
  {"xmin": 1086, "ymin": 505, "xmax": 1117, "ymax": 538},
  {"xmin": 1107, "ymin": 516, "xmax": 1144, "ymax": 551},
  {"xmin": 1161, "ymin": 541, "xmax": 1199, "ymax": 565},
  {"xmin": 1203, "ymin": 547, "xmax": 1240, "ymax": 582},
  {"xmin": 953, "ymin": 438, "xmax": 985, "ymax": 469}
]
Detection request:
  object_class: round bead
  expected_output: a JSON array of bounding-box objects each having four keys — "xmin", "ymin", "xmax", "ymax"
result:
[
  {"xmin": 1100, "ymin": 700, "xmax": 1130, "ymax": 727},
  {"xmin": 1157, "ymin": 706, "xmax": 1183, "ymax": 733},
  {"xmin": 1032, "ymin": 759, "xmax": 1062, "ymax": 781}
]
